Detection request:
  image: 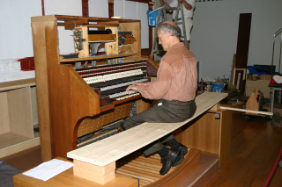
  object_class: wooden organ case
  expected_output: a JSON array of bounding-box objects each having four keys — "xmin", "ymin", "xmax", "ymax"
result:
[{"xmin": 31, "ymin": 15, "xmax": 158, "ymax": 161}]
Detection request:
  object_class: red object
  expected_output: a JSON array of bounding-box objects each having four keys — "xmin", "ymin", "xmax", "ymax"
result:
[
  {"xmin": 262, "ymin": 145, "xmax": 282, "ymax": 187},
  {"xmin": 18, "ymin": 57, "xmax": 35, "ymax": 71},
  {"xmin": 270, "ymin": 77, "xmax": 282, "ymax": 85},
  {"xmin": 200, "ymin": 81, "xmax": 213, "ymax": 92}
]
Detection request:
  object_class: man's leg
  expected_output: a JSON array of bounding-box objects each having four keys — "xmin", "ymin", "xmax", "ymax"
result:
[{"xmin": 122, "ymin": 100, "xmax": 196, "ymax": 175}]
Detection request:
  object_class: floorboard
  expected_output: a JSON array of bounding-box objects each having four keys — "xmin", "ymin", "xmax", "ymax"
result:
[{"xmin": 204, "ymin": 112, "xmax": 282, "ymax": 187}]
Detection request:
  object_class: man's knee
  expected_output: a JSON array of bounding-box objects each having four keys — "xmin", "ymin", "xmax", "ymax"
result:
[{"xmin": 123, "ymin": 117, "xmax": 139, "ymax": 130}]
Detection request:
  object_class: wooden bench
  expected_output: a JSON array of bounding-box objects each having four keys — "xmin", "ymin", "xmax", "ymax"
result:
[{"xmin": 67, "ymin": 92, "xmax": 229, "ymax": 185}]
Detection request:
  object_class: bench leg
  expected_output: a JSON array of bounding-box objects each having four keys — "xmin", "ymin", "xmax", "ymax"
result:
[{"xmin": 73, "ymin": 159, "xmax": 116, "ymax": 184}]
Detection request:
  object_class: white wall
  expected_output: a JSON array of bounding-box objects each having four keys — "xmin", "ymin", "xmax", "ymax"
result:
[
  {"xmin": 0, "ymin": 0, "xmax": 42, "ymax": 60},
  {"xmin": 89, "ymin": 0, "xmax": 108, "ymax": 17},
  {"xmin": 190, "ymin": 0, "xmax": 282, "ymax": 80},
  {"xmin": 44, "ymin": 0, "xmax": 83, "ymax": 55}
]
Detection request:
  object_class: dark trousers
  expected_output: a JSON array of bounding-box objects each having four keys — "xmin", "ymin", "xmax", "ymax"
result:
[{"xmin": 123, "ymin": 99, "xmax": 196, "ymax": 156}]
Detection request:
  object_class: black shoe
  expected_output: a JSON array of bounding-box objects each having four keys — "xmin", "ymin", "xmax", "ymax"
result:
[
  {"xmin": 160, "ymin": 149, "xmax": 178, "ymax": 175},
  {"xmin": 171, "ymin": 143, "xmax": 188, "ymax": 167}
]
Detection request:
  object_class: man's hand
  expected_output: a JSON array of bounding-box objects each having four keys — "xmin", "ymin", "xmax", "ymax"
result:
[
  {"xmin": 126, "ymin": 82, "xmax": 145, "ymax": 92},
  {"xmin": 126, "ymin": 84, "xmax": 138, "ymax": 92}
]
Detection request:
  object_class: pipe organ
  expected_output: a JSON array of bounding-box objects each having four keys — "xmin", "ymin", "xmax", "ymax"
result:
[{"xmin": 31, "ymin": 15, "xmax": 158, "ymax": 161}]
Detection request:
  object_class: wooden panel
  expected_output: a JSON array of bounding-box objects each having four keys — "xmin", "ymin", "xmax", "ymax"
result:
[
  {"xmin": 0, "ymin": 92, "xmax": 10, "ymax": 133},
  {"xmin": 7, "ymin": 87, "xmax": 34, "ymax": 138},
  {"xmin": 235, "ymin": 13, "xmax": 252, "ymax": 68},
  {"xmin": 76, "ymin": 26, "xmax": 90, "ymax": 58},
  {"xmin": 181, "ymin": 113, "xmax": 221, "ymax": 155},
  {"xmin": 119, "ymin": 22, "xmax": 141, "ymax": 55},
  {"xmin": 67, "ymin": 92, "xmax": 227, "ymax": 167},
  {"xmin": 30, "ymin": 87, "xmax": 39, "ymax": 126},
  {"xmin": 88, "ymin": 34, "xmax": 116, "ymax": 42},
  {"xmin": 136, "ymin": 98, "xmax": 152, "ymax": 114},
  {"xmin": 105, "ymin": 27, "xmax": 118, "ymax": 56},
  {"xmin": 14, "ymin": 167, "xmax": 138, "ymax": 187},
  {"xmin": 245, "ymin": 80, "xmax": 270, "ymax": 98},
  {"xmin": 218, "ymin": 110, "xmax": 232, "ymax": 167},
  {"xmin": 32, "ymin": 21, "xmax": 52, "ymax": 161}
]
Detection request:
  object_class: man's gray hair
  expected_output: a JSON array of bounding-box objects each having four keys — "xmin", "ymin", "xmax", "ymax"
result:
[{"xmin": 158, "ymin": 22, "xmax": 181, "ymax": 38}]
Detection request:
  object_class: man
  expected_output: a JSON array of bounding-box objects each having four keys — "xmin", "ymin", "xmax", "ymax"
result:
[
  {"xmin": 118, "ymin": 21, "xmax": 198, "ymax": 175},
  {"xmin": 160, "ymin": 0, "xmax": 196, "ymax": 49}
]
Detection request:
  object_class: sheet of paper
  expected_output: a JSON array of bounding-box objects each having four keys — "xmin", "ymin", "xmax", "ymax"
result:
[{"xmin": 23, "ymin": 159, "xmax": 73, "ymax": 181}]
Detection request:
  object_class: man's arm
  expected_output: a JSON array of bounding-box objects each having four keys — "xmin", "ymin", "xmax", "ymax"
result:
[
  {"xmin": 179, "ymin": 0, "xmax": 193, "ymax": 10},
  {"xmin": 126, "ymin": 61, "xmax": 172, "ymax": 100}
]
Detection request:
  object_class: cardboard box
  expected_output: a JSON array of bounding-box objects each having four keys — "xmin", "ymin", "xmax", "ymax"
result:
[
  {"xmin": 245, "ymin": 80, "xmax": 270, "ymax": 98},
  {"xmin": 260, "ymin": 74, "xmax": 272, "ymax": 80}
]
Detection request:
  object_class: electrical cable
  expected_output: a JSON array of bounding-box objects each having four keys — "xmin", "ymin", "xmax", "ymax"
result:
[{"xmin": 262, "ymin": 145, "xmax": 282, "ymax": 187}]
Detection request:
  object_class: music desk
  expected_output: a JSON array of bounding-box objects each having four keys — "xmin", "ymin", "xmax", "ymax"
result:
[{"xmin": 13, "ymin": 158, "xmax": 137, "ymax": 187}]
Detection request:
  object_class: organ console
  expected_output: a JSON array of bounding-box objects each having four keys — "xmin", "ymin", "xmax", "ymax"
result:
[{"xmin": 31, "ymin": 15, "xmax": 158, "ymax": 161}]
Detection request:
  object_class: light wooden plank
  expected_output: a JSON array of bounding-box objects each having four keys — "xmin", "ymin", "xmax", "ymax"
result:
[
  {"xmin": 219, "ymin": 106, "xmax": 273, "ymax": 116},
  {"xmin": 7, "ymin": 87, "xmax": 34, "ymax": 138},
  {"xmin": 67, "ymin": 92, "xmax": 227, "ymax": 167},
  {"xmin": 30, "ymin": 87, "xmax": 39, "ymax": 126},
  {"xmin": 32, "ymin": 21, "xmax": 53, "ymax": 161}
]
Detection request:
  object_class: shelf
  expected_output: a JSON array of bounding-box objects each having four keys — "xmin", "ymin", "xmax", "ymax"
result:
[
  {"xmin": 0, "ymin": 132, "xmax": 33, "ymax": 149},
  {"xmin": 0, "ymin": 79, "xmax": 39, "ymax": 158},
  {"xmin": 60, "ymin": 52, "xmax": 138, "ymax": 63},
  {"xmin": 0, "ymin": 132, "xmax": 40, "ymax": 158},
  {"xmin": 0, "ymin": 78, "xmax": 36, "ymax": 92}
]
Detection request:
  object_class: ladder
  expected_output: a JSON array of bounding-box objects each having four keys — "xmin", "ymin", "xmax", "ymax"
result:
[{"xmin": 150, "ymin": 1, "xmax": 188, "ymax": 59}]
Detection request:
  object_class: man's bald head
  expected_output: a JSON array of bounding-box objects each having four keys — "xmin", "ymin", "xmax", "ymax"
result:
[{"xmin": 158, "ymin": 21, "xmax": 181, "ymax": 39}]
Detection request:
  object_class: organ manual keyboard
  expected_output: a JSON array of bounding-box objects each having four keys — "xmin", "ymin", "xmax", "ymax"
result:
[
  {"xmin": 78, "ymin": 61, "xmax": 152, "ymax": 107},
  {"xmin": 31, "ymin": 15, "xmax": 158, "ymax": 161}
]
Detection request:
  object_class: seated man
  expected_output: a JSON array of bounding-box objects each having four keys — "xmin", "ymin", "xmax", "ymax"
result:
[{"xmin": 118, "ymin": 21, "xmax": 198, "ymax": 175}]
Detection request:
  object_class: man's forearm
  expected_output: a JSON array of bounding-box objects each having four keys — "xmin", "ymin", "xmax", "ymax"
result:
[{"xmin": 180, "ymin": 0, "xmax": 193, "ymax": 10}]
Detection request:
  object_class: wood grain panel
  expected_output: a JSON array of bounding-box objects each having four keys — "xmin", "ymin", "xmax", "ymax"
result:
[
  {"xmin": 7, "ymin": 87, "xmax": 34, "ymax": 138},
  {"xmin": 119, "ymin": 22, "xmax": 141, "ymax": 55},
  {"xmin": 32, "ymin": 21, "xmax": 52, "ymax": 161},
  {"xmin": 0, "ymin": 92, "xmax": 10, "ymax": 133}
]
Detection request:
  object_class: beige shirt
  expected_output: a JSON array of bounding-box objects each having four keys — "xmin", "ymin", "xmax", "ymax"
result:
[{"xmin": 137, "ymin": 43, "xmax": 197, "ymax": 102}]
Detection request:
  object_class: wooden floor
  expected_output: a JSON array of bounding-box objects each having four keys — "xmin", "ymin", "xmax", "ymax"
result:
[
  {"xmin": 204, "ymin": 112, "xmax": 282, "ymax": 187},
  {"xmin": 2, "ymin": 111, "xmax": 282, "ymax": 187}
]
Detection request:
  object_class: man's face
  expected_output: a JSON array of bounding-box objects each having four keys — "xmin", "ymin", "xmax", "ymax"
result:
[{"xmin": 157, "ymin": 29, "xmax": 170, "ymax": 51}]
